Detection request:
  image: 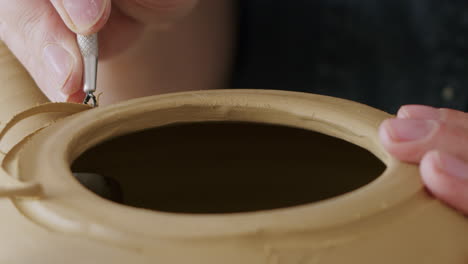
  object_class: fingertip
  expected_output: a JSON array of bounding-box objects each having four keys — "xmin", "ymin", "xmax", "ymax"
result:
[
  {"xmin": 41, "ymin": 43, "xmax": 82, "ymax": 102},
  {"xmin": 396, "ymin": 105, "xmax": 412, "ymax": 118},
  {"xmin": 61, "ymin": 63, "xmax": 83, "ymax": 101},
  {"xmin": 86, "ymin": 0, "xmax": 112, "ymax": 34},
  {"xmin": 51, "ymin": 0, "xmax": 112, "ymax": 34},
  {"xmin": 396, "ymin": 105, "xmax": 440, "ymax": 120},
  {"xmin": 65, "ymin": 89, "xmax": 86, "ymax": 103},
  {"xmin": 378, "ymin": 119, "xmax": 393, "ymax": 149},
  {"xmin": 421, "ymin": 151, "xmax": 468, "ymax": 214},
  {"xmin": 378, "ymin": 118, "xmax": 428, "ymax": 163},
  {"xmin": 378, "ymin": 119, "xmax": 404, "ymax": 159},
  {"xmin": 420, "ymin": 151, "xmax": 444, "ymax": 190}
]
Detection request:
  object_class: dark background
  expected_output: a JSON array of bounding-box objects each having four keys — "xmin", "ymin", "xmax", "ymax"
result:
[{"xmin": 231, "ymin": 0, "xmax": 468, "ymax": 113}]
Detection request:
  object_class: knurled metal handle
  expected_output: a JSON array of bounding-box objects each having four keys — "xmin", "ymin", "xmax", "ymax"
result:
[
  {"xmin": 77, "ymin": 34, "xmax": 98, "ymax": 102},
  {"xmin": 77, "ymin": 34, "xmax": 99, "ymax": 57}
]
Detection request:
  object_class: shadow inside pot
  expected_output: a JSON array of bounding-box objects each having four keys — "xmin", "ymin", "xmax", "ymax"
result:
[{"xmin": 72, "ymin": 122, "xmax": 385, "ymax": 214}]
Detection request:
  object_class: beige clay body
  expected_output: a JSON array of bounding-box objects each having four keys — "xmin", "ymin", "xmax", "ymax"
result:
[{"xmin": 0, "ymin": 41, "xmax": 467, "ymax": 263}]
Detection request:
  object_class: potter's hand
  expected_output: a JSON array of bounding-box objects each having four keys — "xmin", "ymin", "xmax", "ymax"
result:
[
  {"xmin": 379, "ymin": 105, "xmax": 468, "ymax": 214},
  {"xmin": 0, "ymin": 0, "xmax": 198, "ymax": 102}
]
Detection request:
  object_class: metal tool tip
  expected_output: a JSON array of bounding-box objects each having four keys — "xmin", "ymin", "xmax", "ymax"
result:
[{"xmin": 83, "ymin": 92, "xmax": 98, "ymax": 107}]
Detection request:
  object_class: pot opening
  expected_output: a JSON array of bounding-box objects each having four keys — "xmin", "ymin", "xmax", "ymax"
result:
[{"xmin": 72, "ymin": 122, "xmax": 385, "ymax": 214}]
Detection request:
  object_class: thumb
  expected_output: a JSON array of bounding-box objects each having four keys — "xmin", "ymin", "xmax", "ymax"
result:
[
  {"xmin": 113, "ymin": 0, "xmax": 198, "ymax": 25},
  {"xmin": 50, "ymin": 0, "xmax": 112, "ymax": 34},
  {"xmin": 0, "ymin": 0, "xmax": 84, "ymax": 102},
  {"xmin": 421, "ymin": 150, "xmax": 468, "ymax": 214}
]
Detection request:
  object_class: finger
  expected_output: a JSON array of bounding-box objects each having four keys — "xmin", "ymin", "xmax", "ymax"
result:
[
  {"xmin": 0, "ymin": 0, "xmax": 84, "ymax": 102},
  {"xmin": 49, "ymin": 0, "xmax": 111, "ymax": 34},
  {"xmin": 379, "ymin": 118, "xmax": 468, "ymax": 163},
  {"xmin": 421, "ymin": 150, "xmax": 468, "ymax": 214},
  {"xmin": 397, "ymin": 105, "xmax": 468, "ymax": 130},
  {"xmin": 113, "ymin": 0, "xmax": 198, "ymax": 25},
  {"xmin": 67, "ymin": 89, "xmax": 87, "ymax": 103}
]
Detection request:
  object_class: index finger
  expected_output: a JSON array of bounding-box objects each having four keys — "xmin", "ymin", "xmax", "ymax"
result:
[{"xmin": 49, "ymin": 0, "xmax": 112, "ymax": 34}]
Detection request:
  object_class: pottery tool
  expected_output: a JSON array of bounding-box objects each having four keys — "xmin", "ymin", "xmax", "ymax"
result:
[{"xmin": 77, "ymin": 33, "xmax": 99, "ymax": 107}]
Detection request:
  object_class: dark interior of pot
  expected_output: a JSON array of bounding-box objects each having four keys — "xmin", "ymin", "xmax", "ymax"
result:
[{"xmin": 72, "ymin": 122, "xmax": 385, "ymax": 214}]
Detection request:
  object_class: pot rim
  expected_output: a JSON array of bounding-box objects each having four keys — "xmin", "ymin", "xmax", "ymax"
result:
[{"xmin": 16, "ymin": 89, "xmax": 421, "ymax": 244}]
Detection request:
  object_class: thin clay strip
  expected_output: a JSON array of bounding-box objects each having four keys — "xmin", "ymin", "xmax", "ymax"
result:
[
  {"xmin": 1, "ymin": 127, "xmax": 46, "ymax": 175},
  {"xmin": 0, "ymin": 182, "xmax": 42, "ymax": 198},
  {"xmin": 0, "ymin": 103, "xmax": 90, "ymax": 144},
  {"xmin": 0, "ymin": 103, "xmax": 89, "ymax": 196},
  {"xmin": 0, "ymin": 167, "xmax": 42, "ymax": 198}
]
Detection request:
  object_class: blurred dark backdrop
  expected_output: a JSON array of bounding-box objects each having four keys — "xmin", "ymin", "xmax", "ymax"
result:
[{"xmin": 231, "ymin": 0, "xmax": 468, "ymax": 113}]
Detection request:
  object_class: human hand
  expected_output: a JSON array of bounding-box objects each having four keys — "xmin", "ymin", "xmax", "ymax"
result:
[
  {"xmin": 379, "ymin": 105, "xmax": 468, "ymax": 214},
  {"xmin": 0, "ymin": 0, "xmax": 198, "ymax": 102}
]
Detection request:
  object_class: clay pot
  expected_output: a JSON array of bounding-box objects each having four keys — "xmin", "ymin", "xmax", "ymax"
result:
[{"xmin": 0, "ymin": 41, "xmax": 467, "ymax": 263}]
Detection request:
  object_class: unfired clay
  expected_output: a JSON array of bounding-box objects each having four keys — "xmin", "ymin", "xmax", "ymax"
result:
[{"xmin": 0, "ymin": 41, "xmax": 467, "ymax": 263}]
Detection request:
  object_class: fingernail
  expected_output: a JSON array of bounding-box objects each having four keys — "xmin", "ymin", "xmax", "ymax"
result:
[
  {"xmin": 43, "ymin": 44, "xmax": 74, "ymax": 95},
  {"xmin": 398, "ymin": 105, "xmax": 440, "ymax": 120},
  {"xmin": 384, "ymin": 119, "xmax": 436, "ymax": 142},
  {"xmin": 433, "ymin": 152, "xmax": 468, "ymax": 180},
  {"xmin": 63, "ymin": 0, "xmax": 106, "ymax": 31}
]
